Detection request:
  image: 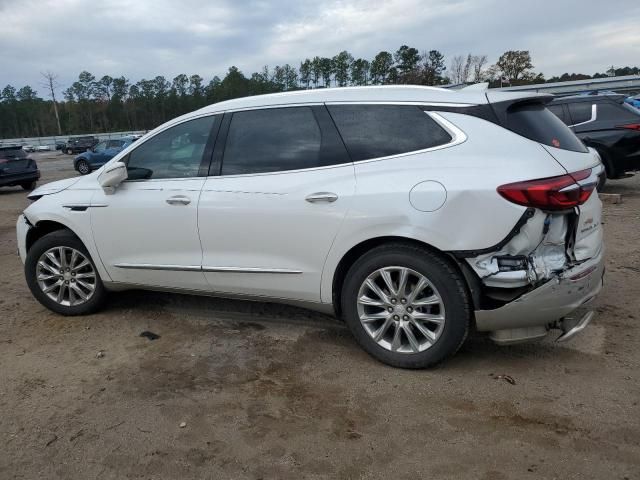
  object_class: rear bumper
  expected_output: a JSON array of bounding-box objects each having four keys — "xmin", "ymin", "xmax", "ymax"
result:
[
  {"xmin": 0, "ymin": 169, "xmax": 40, "ymax": 187},
  {"xmin": 474, "ymin": 248, "xmax": 604, "ymax": 332}
]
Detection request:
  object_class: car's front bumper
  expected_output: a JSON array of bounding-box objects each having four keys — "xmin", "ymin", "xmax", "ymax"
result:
[
  {"xmin": 16, "ymin": 214, "xmax": 31, "ymax": 264},
  {"xmin": 0, "ymin": 169, "xmax": 40, "ymax": 187},
  {"xmin": 474, "ymin": 247, "xmax": 604, "ymax": 335}
]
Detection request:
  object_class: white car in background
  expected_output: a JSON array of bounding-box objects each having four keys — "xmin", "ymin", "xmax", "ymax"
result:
[{"xmin": 16, "ymin": 86, "xmax": 604, "ymax": 368}]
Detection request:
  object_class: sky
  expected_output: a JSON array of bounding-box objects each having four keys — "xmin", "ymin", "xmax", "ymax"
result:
[{"xmin": 1, "ymin": 0, "xmax": 639, "ymax": 96}]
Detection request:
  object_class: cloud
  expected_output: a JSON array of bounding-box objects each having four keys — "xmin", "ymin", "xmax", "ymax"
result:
[{"xmin": 0, "ymin": 0, "xmax": 638, "ymax": 96}]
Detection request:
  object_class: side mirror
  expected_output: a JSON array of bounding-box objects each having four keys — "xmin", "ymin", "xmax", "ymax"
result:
[{"xmin": 98, "ymin": 161, "xmax": 128, "ymax": 194}]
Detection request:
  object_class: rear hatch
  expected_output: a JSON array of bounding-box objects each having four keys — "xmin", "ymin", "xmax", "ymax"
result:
[
  {"xmin": 466, "ymin": 93, "xmax": 603, "ymax": 292},
  {"xmin": 0, "ymin": 146, "xmax": 30, "ymax": 171}
]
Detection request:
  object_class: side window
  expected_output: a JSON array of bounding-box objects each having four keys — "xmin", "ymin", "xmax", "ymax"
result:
[
  {"xmin": 107, "ymin": 140, "xmax": 123, "ymax": 149},
  {"xmin": 221, "ymin": 107, "xmax": 327, "ymax": 175},
  {"xmin": 328, "ymin": 105, "xmax": 452, "ymax": 161},
  {"xmin": 567, "ymin": 103, "xmax": 594, "ymax": 124},
  {"xmin": 126, "ymin": 116, "xmax": 215, "ymax": 180},
  {"xmin": 548, "ymin": 104, "xmax": 569, "ymax": 125},
  {"xmin": 94, "ymin": 141, "xmax": 107, "ymax": 152}
]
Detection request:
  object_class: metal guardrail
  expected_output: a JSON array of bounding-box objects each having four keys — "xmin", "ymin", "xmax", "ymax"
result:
[
  {"xmin": 0, "ymin": 130, "xmax": 147, "ymax": 149},
  {"xmin": 498, "ymin": 75, "xmax": 640, "ymax": 96}
]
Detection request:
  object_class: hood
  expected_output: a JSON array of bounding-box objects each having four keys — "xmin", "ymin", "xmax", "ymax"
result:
[{"xmin": 28, "ymin": 177, "xmax": 81, "ymax": 199}]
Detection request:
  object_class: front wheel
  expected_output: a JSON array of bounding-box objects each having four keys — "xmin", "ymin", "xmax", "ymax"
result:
[
  {"xmin": 25, "ymin": 230, "xmax": 106, "ymax": 315},
  {"xmin": 341, "ymin": 244, "xmax": 470, "ymax": 368},
  {"xmin": 21, "ymin": 180, "xmax": 36, "ymax": 191},
  {"xmin": 66, "ymin": 148, "xmax": 73, "ymax": 155},
  {"xmin": 76, "ymin": 159, "xmax": 91, "ymax": 175}
]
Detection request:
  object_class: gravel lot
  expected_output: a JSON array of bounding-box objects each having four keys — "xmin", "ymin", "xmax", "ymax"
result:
[{"xmin": 1, "ymin": 152, "xmax": 639, "ymax": 479}]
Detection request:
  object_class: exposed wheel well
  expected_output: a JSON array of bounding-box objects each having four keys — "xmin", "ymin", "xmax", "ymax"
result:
[
  {"xmin": 26, "ymin": 221, "xmax": 75, "ymax": 252},
  {"xmin": 331, "ymin": 236, "xmax": 477, "ymax": 318}
]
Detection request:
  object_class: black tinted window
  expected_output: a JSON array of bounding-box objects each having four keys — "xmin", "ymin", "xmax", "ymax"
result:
[
  {"xmin": 328, "ymin": 105, "xmax": 452, "ymax": 161},
  {"xmin": 127, "ymin": 115, "xmax": 215, "ymax": 180},
  {"xmin": 597, "ymin": 101, "xmax": 638, "ymax": 121},
  {"xmin": 0, "ymin": 147, "xmax": 26, "ymax": 159},
  {"xmin": 548, "ymin": 104, "xmax": 568, "ymax": 124},
  {"xmin": 222, "ymin": 107, "xmax": 324, "ymax": 175},
  {"xmin": 567, "ymin": 102, "xmax": 593, "ymax": 124},
  {"xmin": 506, "ymin": 103, "xmax": 587, "ymax": 153}
]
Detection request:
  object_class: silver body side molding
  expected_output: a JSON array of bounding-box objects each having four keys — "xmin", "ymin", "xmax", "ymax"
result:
[{"xmin": 114, "ymin": 263, "xmax": 302, "ymax": 274}]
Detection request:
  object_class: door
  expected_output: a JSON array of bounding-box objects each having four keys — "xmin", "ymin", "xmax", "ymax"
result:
[
  {"xmin": 91, "ymin": 115, "xmax": 218, "ymax": 290},
  {"xmin": 198, "ymin": 106, "xmax": 355, "ymax": 302}
]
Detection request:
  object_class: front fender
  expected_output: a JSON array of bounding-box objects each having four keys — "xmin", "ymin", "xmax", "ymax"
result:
[{"xmin": 23, "ymin": 190, "xmax": 112, "ymax": 283}]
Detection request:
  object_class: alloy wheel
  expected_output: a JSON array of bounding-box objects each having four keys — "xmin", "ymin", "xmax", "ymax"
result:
[
  {"xmin": 78, "ymin": 161, "xmax": 90, "ymax": 174},
  {"xmin": 356, "ymin": 266, "xmax": 446, "ymax": 354},
  {"xmin": 36, "ymin": 247, "xmax": 96, "ymax": 306}
]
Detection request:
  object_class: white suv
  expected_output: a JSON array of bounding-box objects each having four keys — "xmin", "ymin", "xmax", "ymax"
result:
[{"xmin": 16, "ymin": 86, "xmax": 604, "ymax": 368}]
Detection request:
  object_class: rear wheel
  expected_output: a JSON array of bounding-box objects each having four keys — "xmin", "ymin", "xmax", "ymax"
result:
[
  {"xmin": 76, "ymin": 159, "xmax": 90, "ymax": 175},
  {"xmin": 21, "ymin": 181, "xmax": 36, "ymax": 191},
  {"xmin": 25, "ymin": 230, "xmax": 106, "ymax": 315},
  {"xmin": 341, "ymin": 244, "xmax": 470, "ymax": 368},
  {"xmin": 66, "ymin": 148, "xmax": 73, "ymax": 155}
]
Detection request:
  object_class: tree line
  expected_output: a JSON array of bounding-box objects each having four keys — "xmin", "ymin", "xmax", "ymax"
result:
[{"xmin": 1, "ymin": 46, "xmax": 638, "ymax": 139}]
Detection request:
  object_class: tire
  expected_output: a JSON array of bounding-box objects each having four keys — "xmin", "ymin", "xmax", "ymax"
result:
[
  {"xmin": 76, "ymin": 159, "xmax": 90, "ymax": 175},
  {"xmin": 597, "ymin": 172, "xmax": 607, "ymax": 191},
  {"xmin": 21, "ymin": 180, "xmax": 36, "ymax": 191},
  {"xmin": 66, "ymin": 148, "xmax": 73, "ymax": 155},
  {"xmin": 341, "ymin": 243, "xmax": 470, "ymax": 369},
  {"xmin": 25, "ymin": 230, "xmax": 106, "ymax": 316}
]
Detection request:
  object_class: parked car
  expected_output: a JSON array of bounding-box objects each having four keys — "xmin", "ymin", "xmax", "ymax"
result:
[
  {"xmin": 549, "ymin": 94, "xmax": 640, "ymax": 187},
  {"xmin": 64, "ymin": 136, "xmax": 98, "ymax": 155},
  {"xmin": 0, "ymin": 145, "xmax": 40, "ymax": 190},
  {"xmin": 55, "ymin": 142, "xmax": 66, "ymax": 151},
  {"xmin": 624, "ymin": 95, "xmax": 640, "ymax": 109},
  {"xmin": 17, "ymin": 86, "xmax": 604, "ymax": 368},
  {"xmin": 74, "ymin": 138, "xmax": 134, "ymax": 175},
  {"xmin": 36, "ymin": 145, "xmax": 51, "ymax": 152},
  {"xmin": 22, "ymin": 145, "xmax": 36, "ymax": 153}
]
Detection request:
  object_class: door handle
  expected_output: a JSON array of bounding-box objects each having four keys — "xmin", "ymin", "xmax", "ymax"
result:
[
  {"xmin": 166, "ymin": 195, "xmax": 191, "ymax": 205},
  {"xmin": 305, "ymin": 192, "xmax": 338, "ymax": 203}
]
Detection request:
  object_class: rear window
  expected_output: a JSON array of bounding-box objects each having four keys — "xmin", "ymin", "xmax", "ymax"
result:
[
  {"xmin": 597, "ymin": 101, "xmax": 640, "ymax": 121},
  {"xmin": 0, "ymin": 147, "xmax": 26, "ymax": 159},
  {"xmin": 327, "ymin": 105, "xmax": 452, "ymax": 161},
  {"xmin": 506, "ymin": 103, "xmax": 588, "ymax": 153}
]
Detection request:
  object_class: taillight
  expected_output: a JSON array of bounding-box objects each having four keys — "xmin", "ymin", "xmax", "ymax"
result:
[
  {"xmin": 497, "ymin": 168, "xmax": 596, "ymax": 211},
  {"xmin": 616, "ymin": 123, "xmax": 640, "ymax": 131}
]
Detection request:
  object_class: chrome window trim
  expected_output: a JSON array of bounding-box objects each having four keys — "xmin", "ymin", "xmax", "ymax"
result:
[
  {"xmin": 569, "ymin": 104, "xmax": 597, "ymax": 127},
  {"xmin": 205, "ymin": 106, "xmax": 467, "ymax": 180}
]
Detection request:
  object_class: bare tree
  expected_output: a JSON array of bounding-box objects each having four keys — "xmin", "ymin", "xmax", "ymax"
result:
[
  {"xmin": 471, "ymin": 55, "xmax": 488, "ymax": 82},
  {"xmin": 462, "ymin": 54, "xmax": 473, "ymax": 84},
  {"xmin": 449, "ymin": 55, "xmax": 464, "ymax": 84},
  {"xmin": 40, "ymin": 71, "xmax": 62, "ymax": 135}
]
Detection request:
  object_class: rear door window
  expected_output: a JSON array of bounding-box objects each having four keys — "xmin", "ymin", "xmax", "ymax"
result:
[
  {"xmin": 327, "ymin": 105, "xmax": 452, "ymax": 161},
  {"xmin": 506, "ymin": 103, "xmax": 587, "ymax": 153},
  {"xmin": 567, "ymin": 102, "xmax": 594, "ymax": 124},
  {"xmin": 221, "ymin": 106, "xmax": 349, "ymax": 175}
]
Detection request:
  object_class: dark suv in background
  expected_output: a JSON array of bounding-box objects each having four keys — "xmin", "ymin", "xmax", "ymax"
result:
[
  {"xmin": 0, "ymin": 145, "xmax": 40, "ymax": 190},
  {"xmin": 549, "ymin": 94, "xmax": 640, "ymax": 186},
  {"xmin": 64, "ymin": 136, "xmax": 98, "ymax": 155}
]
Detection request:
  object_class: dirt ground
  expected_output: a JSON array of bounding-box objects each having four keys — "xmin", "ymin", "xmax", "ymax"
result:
[{"xmin": 1, "ymin": 152, "xmax": 639, "ymax": 480}]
